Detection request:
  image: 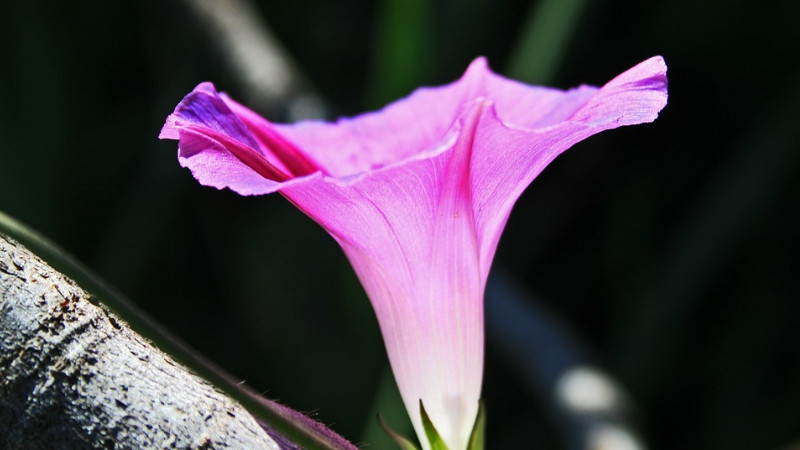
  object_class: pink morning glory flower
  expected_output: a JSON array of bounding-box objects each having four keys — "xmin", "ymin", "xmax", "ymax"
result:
[{"xmin": 160, "ymin": 56, "xmax": 667, "ymax": 450}]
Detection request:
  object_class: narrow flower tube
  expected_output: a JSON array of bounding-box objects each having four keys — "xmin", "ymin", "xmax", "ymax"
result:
[{"xmin": 160, "ymin": 57, "xmax": 667, "ymax": 450}]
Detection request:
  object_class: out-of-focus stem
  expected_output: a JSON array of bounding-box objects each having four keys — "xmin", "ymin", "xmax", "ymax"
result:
[
  {"xmin": 179, "ymin": 0, "xmax": 326, "ymax": 120},
  {"xmin": 486, "ymin": 270, "xmax": 647, "ymax": 450}
]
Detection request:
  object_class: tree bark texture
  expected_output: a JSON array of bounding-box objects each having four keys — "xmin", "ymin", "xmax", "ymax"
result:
[{"xmin": 0, "ymin": 234, "xmax": 280, "ymax": 449}]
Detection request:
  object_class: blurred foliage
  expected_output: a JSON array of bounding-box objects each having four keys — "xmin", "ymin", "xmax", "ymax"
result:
[{"xmin": 1, "ymin": 0, "xmax": 799, "ymax": 449}]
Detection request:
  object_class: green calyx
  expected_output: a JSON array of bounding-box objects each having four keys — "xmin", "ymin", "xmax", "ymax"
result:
[
  {"xmin": 379, "ymin": 400, "xmax": 486, "ymax": 450},
  {"xmin": 420, "ymin": 400, "xmax": 450, "ymax": 450},
  {"xmin": 466, "ymin": 400, "xmax": 486, "ymax": 450}
]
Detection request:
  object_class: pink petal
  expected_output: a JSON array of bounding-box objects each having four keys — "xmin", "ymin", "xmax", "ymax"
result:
[
  {"xmin": 161, "ymin": 82, "xmax": 321, "ymax": 195},
  {"xmin": 470, "ymin": 56, "xmax": 668, "ymax": 280},
  {"xmin": 221, "ymin": 95, "xmax": 322, "ymax": 177},
  {"xmin": 278, "ymin": 103, "xmax": 489, "ymax": 449},
  {"xmin": 159, "ymin": 56, "xmax": 668, "ymax": 450},
  {"xmin": 175, "ymin": 128, "xmax": 286, "ymax": 195}
]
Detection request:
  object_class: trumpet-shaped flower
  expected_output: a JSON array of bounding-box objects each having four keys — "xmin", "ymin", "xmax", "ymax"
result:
[{"xmin": 160, "ymin": 56, "xmax": 667, "ymax": 450}]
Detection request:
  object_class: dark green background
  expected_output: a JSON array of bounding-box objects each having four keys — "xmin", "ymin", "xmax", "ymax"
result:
[{"xmin": 1, "ymin": 0, "xmax": 798, "ymax": 448}]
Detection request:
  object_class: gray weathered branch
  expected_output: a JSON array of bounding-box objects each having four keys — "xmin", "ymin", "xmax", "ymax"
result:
[{"xmin": 0, "ymin": 234, "xmax": 280, "ymax": 449}]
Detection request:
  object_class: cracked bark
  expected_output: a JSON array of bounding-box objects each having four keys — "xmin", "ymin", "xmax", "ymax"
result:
[{"xmin": 0, "ymin": 234, "xmax": 282, "ymax": 449}]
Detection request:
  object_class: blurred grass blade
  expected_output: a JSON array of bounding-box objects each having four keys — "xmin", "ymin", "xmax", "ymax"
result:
[
  {"xmin": 0, "ymin": 210, "xmax": 357, "ymax": 450},
  {"xmin": 505, "ymin": 0, "xmax": 588, "ymax": 84},
  {"xmin": 362, "ymin": 366, "xmax": 416, "ymax": 449},
  {"xmin": 615, "ymin": 85, "xmax": 800, "ymax": 393},
  {"xmin": 366, "ymin": 0, "xmax": 433, "ymax": 108},
  {"xmin": 378, "ymin": 414, "xmax": 420, "ymax": 450}
]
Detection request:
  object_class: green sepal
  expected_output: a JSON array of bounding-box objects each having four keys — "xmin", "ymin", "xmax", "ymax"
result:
[
  {"xmin": 466, "ymin": 400, "xmax": 486, "ymax": 450},
  {"xmin": 420, "ymin": 400, "xmax": 450, "ymax": 450},
  {"xmin": 378, "ymin": 414, "xmax": 420, "ymax": 450}
]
